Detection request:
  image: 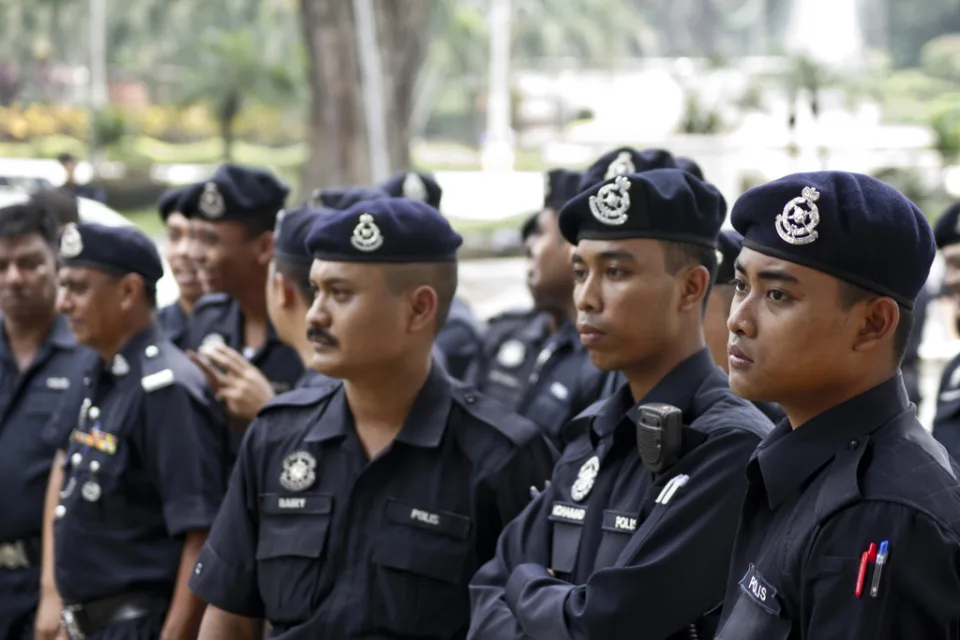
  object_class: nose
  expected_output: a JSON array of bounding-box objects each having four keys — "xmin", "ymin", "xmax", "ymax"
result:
[
  {"xmin": 187, "ymin": 235, "xmax": 206, "ymax": 265},
  {"xmin": 305, "ymin": 292, "xmax": 332, "ymax": 330},
  {"xmin": 2, "ymin": 263, "xmax": 24, "ymax": 286},
  {"xmin": 55, "ymin": 288, "xmax": 71, "ymax": 314},
  {"xmin": 727, "ymin": 290, "xmax": 756, "ymax": 338},
  {"xmin": 574, "ymin": 271, "xmax": 601, "ymax": 314}
]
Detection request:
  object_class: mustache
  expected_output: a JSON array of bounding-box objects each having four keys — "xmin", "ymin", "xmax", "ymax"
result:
[{"xmin": 306, "ymin": 325, "xmax": 339, "ymax": 347}]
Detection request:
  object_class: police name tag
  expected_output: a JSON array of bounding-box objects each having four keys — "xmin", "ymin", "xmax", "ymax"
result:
[
  {"xmin": 549, "ymin": 502, "xmax": 587, "ymax": 524},
  {"xmin": 260, "ymin": 492, "xmax": 332, "ymax": 516},
  {"xmin": 45, "ymin": 377, "xmax": 70, "ymax": 390},
  {"xmin": 738, "ymin": 563, "xmax": 781, "ymax": 616},
  {"xmin": 385, "ymin": 498, "xmax": 472, "ymax": 539},
  {"xmin": 601, "ymin": 510, "xmax": 638, "ymax": 533}
]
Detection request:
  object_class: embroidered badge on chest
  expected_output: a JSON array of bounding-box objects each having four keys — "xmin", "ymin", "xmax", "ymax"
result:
[
  {"xmin": 496, "ymin": 339, "xmax": 526, "ymax": 368},
  {"xmin": 571, "ymin": 455, "xmax": 600, "ymax": 502},
  {"xmin": 280, "ymin": 451, "xmax": 317, "ymax": 492}
]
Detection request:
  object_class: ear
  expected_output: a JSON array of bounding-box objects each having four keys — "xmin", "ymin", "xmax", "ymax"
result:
[
  {"xmin": 118, "ymin": 274, "xmax": 145, "ymax": 312},
  {"xmin": 407, "ymin": 285, "xmax": 439, "ymax": 334},
  {"xmin": 676, "ymin": 265, "xmax": 711, "ymax": 313},
  {"xmin": 253, "ymin": 231, "xmax": 275, "ymax": 267},
  {"xmin": 273, "ymin": 271, "xmax": 298, "ymax": 309},
  {"xmin": 852, "ymin": 297, "xmax": 899, "ymax": 355}
]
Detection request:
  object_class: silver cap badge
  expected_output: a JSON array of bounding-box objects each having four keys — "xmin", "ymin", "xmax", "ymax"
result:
[
  {"xmin": 60, "ymin": 223, "xmax": 83, "ymax": 259},
  {"xmin": 776, "ymin": 186, "xmax": 821, "ymax": 246},
  {"xmin": 402, "ymin": 172, "xmax": 428, "ymax": 202},
  {"xmin": 274, "ymin": 209, "xmax": 288, "ymax": 241},
  {"xmin": 351, "ymin": 213, "xmax": 384, "ymax": 252},
  {"xmin": 543, "ymin": 172, "xmax": 553, "ymax": 202},
  {"xmin": 111, "ymin": 354, "xmax": 130, "ymax": 377},
  {"xmin": 604, "ymin": 151, "xmax": 636, "ymax": 180},
  {"xmin": 716, "ymin": 249, "xmax": 725, "ymax": 267},
  {"xmin": 280, "ymin": 451, "xmax": 317, "ymax": 492},
  {"xmin": 589, "ymin": 176, "xmax": 631, "ymax": 226},
  {"xmin": 571, "ymin": 455, "xmax": 600, "ymax": 502},
  {"xmin": 199, "ymin": 182, "xmax": 225, "ymax": 219}
]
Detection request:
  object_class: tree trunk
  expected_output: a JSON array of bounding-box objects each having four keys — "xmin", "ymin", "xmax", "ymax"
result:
[{"xmin": 299, "ymin": 0, "xmax": 433, "ymax": 193}]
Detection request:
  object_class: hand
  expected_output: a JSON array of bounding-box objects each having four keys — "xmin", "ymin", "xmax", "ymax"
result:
[
  {"xmin": 202, "ymin": 344, "xmax": 276, "ymax": 423},
  {"xmin": 187, "ymin": 350, "xmax": 225, "ymax": 396},
  {"xmin": 34, "ymin": 592, "xmax": 63, "ymax": 640}
]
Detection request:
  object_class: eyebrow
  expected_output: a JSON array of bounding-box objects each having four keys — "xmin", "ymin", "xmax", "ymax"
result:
[
  {"xmin": 572, "ymin": 249, "xmax": 637, "ymax": 264},
  {"xmin": 312, "ymin": 276, "xmax": 353, "ymax": 287},
  {"xmin": 734, "ymin": 259, "xmax": 801, "ymax": 284}
]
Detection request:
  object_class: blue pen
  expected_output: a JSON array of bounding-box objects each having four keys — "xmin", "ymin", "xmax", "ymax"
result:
[{"xmin": 870, "ymin": 540, "xmax": 889, "ymax": 597}]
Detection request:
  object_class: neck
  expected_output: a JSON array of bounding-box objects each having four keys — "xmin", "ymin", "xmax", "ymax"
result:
[
  {"xmin": 4, "ymin": 310, "xmax": 57, "ymax": 351},
  {"xmin": 780, "ymin": 368, "xmax": 897, "ymax": 429},
  {"xmin": 547, "ymin": 297, "xmax": 576, "ymax": 335},
  {"xmin": 233, "ymin": 280, "xmax": 268, "ymax": 323},
  {"xmin": 344, "ymin": 351, "xmax": 432, "ymax": 431},
  {"xmin": 96, "ymin": 314, "xmax": 152, "ymax": 362},
  {"xmin": 622, "ymin": 326, "xmax": 705, "ymax": 403},
  {"xmin": 178, "ymin": 297, "xmax": 196, "ymax": 316}
]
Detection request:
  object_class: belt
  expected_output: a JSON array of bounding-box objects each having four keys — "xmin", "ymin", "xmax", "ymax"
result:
[
  {"xmin": 0, "ymin": 537, "xmax": 41, "ymax": 570},
  {"xmin": 61, "ymin": 593, "xmax": 168, "ymax": 640}
]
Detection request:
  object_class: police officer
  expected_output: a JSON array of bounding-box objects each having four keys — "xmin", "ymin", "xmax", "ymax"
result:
[
  {"xmin": 470, "ymin": 169, "xmax": 606, "ymax": 449},
  {"xmin": 189, "ymin": 198, "xmax": 556, "ymax": 639},
  {"xmin": 193, "ymin": 206, "xmax": 335, "ymax": 424},
  {"xmin": 931, "ymin": 202, "xmax": 960, "ymax": 459},
  {"xmin": 156, "ymin": 186, "xmax": 202, "ymax": 348},
  {"xmin": 180, "ymin": 164, "xmax": 304, "ymax": 418},
  {"xmin": 44, "ymin": 223, "xmax": 227, "ymax": 639},
  {"xmin": 0, "ymin": 202, "xmax": 92, "ymax": 640},
  {"xmin": 380, "ymin": 170, "xmax": 443, "ymax": 210},
  {"xmin": 716, "ymin": 172, "xmax": 960, "ymax": 638},
  {"xmin": 469, "ymin": 170, "xmax": 772, "ymax": 640},
  {"xmin": 704, "ymin": 229, "xmax": 787, "ymax": 424}
]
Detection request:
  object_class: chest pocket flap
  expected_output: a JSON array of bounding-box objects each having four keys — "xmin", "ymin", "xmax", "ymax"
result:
[
  {"xmin": 256, "ymin": 492, "xmax": 333, "ymax": 560},
  {"xmin": 372, "ymin": 498, "xmax": 472, "ymax": 585}
]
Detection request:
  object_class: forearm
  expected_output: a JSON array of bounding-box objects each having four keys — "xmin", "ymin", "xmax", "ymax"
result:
[
  {"xmin": 161, "ymin": 530, "xmax": 209, "ymax": 640},
  {"xmin": 198, "ymin": 606, "xmax": 262, "ymax": 640},
  {"xmin": 41, "ymin": 451, "xmax": 64, "ymax": 595}
]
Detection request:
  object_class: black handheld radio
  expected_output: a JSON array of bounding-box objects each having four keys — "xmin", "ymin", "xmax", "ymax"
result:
[{"xmin": 636, "ymin": 403, "xmax": 684, "ymax": 474}]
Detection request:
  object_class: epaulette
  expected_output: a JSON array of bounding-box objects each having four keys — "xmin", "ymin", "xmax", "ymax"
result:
[
  {"xmin": 485, "ymin": 307, "xmax": 539, "ymax": 326},
  {"xmin": 138, "ymin": 341, "xmax": 208, "ymax": 403},
  {"xmin": 450, "ymin": 382, "xmax": 539, "ymax": 448},
  {"xmin": 192, "ymin": 293, "xmax": 232, "ymax": 312},
  {"xmin": 258, "ymin": 383, "xmax": 340, "ymax": 416}
]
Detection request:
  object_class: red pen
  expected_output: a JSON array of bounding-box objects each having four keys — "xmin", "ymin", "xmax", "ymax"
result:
[{"xmin": 855, "ymin": 543, "xmax": 878, "ymax": 598}]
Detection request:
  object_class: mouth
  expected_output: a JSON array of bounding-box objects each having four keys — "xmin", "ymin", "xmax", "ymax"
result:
[
  {"xmin": 577, "ymin": 322, "xmax": 606, "ymax": 347},
  {"xmin": 307, "ymin": 327, "xmax": 338, "ymax": 351},
  {"xmin": 728, "ymin": 343, "xmax": 754, "ymax": 369},
  {"xmin": 172, "ymin": 268, "xmax": 199, "ymax": 286}
]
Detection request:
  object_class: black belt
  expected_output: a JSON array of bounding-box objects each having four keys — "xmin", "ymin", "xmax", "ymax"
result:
[
  {"xmin": 0, "ymin": 537, "xmax": 42, "ymax": 570},
  {"xmin": 62, "ymin": 593, "xmax": 168, "ymax": 639}
]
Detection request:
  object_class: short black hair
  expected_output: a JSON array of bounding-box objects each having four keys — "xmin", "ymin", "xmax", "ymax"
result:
[
  {"xmin": 275, "ymin": 257, "xmax": 313, "ymax": 302},
  {"xmin": 0, "ymin": 200, "xmax": 61, "ymax": 247},
  {"xmin": 57, "ymin": 152, "xmax": 77, "ymax": 164},
  {"xmin": 660, "ymin": 240, "xmax": 718, "ymax": 313},
  {"xmin": 30, "ymin": 189, "xmax": 79, "ymax": 226},
  {"xmin": 837, "ymin": 280, "xmax": 913, "ymax": 366},
  {"xmin": 383, "ymin": 262, "xmax": 458, "ymax": 332}
]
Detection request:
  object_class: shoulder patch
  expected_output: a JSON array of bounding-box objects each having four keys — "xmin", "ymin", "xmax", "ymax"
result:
[
  {"xmin": 259, "ymin": 384, "xmax": 340, "ymax": 416},
  {"xmin": 142, "ymin": 368, "xmax": 175, "ymax": 392}
]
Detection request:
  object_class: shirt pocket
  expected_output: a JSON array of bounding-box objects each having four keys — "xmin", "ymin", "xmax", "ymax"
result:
[
  {"xmin": 593, "ymin": 510, "xmax": 639, "ymax": 570},
  {"xmin": 371, "ymin": 498, "xmax": 473, "ymax": 638},
  {"xmin": 255, "ymin": 492, "xmax": 333, "ymax": 623},
  {"xmin": 715, "ymin": 564, "xmax": 792, "ymax": 640},
  {"xmin": 523, "ymin": 384, "xmax": 574, "ymax": 442}
]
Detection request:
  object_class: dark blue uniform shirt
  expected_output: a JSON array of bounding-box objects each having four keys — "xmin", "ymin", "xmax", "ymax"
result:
[
  {"xmin": 715, "ymin": 375, "xmax": 960, "ymax": 639},
  {"xmin": 157, "ymin": 302, "xmax": 190, "ymax": 350},
  {"xmin": 469, "ymin": 349, "xmax": 772, "ymax": 640},
  {"xmin": 435, "ymin": 297, "xmax": 483, "ymax": 381},
  {"xmin": 932, "ymin": 351, "xmax": 960, "ymax": 461},
  {"xmin": 470, "ymin": 313, "xmax": 607, "ymax": 450},
  {"xmin": 189, "ymin": 364, "xmax": 557, "ymax": 639},
  {"xmin": 53, "ymin": 325, "xmax": 227, "ymax": 606},
  {"xmin": 0, "ymin": 315, "xmax": 94, "ymax": 639}
]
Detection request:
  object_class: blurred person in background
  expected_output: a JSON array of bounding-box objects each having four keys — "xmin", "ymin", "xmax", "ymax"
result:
[
  {"xmin": 931, "ymin": 202, "xmax": 960, "ymax": 458},
  {"xmin": 156, "ymin": 187, "xmax": 202, "ymax": 349},
  {"xmin": 56, "ymin": 153, "xmax": 106, "ymax": 205}
]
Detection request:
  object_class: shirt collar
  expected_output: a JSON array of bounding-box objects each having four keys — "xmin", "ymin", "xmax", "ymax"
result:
[
  {"xmin": 589, "ymin": 348, "xmax": 717, "ymax": 445},
  {"xmin": 756, "ymin": 374, "xmax": 911, "ymax": 509},
  {"xmin": 102, "ymin": 323, "xmax": 165, "ymax": 379},
  {"xmin": 305, "ymin": 361, "xmax": 453, "ymax": 449},
  {"xmin": 0, "ymin": 314, "xmax": 76, "ymax": 361}
]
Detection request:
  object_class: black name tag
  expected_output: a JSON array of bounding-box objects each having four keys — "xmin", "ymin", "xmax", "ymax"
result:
[
  {"xmin": 738, "ymin": 563, "xmax": 781, "ymax": 616},
  {"xmin": 385, "ymin": 498, "xmax": 472, "ymax": 539},
  {"xmin": 260, "ymin": 492, "xmax": 332, "ymax": 516},
  {"xmin": 548, "ymin": 502, "xmax": 588, "ymax": 525},
  {"xmin": 601, "ymin": 510, "xmax": 638, "ymax": 533}
]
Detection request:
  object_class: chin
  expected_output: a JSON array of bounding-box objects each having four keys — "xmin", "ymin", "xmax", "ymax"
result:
[
  {"xmin": 728, "ymin": 370, "xmax": 773, "ymax": 402},
  {"xmin": 585, "ymin": 349, "xmax": 622, "ymax": 373}
]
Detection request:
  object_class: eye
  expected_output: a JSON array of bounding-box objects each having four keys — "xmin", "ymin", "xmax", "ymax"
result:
[
  {"xmin": 767, "ymin": 289, "xmax": 789, "ymax": 302},
  {"xmin": 331, "ymin": 288, "xmax": 351, "ymax": 302},
  {"xmin": 732, "ymin": 277, "xmax": 747, "ymax": 293},
  {"xmin": 572, "ymin": 266, "xmax": 587, "ymax": 282},
  {"xmin": 605, "ymin": 266, "xmax": 625, "ymax": 279}
]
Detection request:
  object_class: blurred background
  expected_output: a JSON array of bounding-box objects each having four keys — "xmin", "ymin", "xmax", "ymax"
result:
[{"xmin": 1, "ymin": 0, "xmax": 959, "ymax": 419}]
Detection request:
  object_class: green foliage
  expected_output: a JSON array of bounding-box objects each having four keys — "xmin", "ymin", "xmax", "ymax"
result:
[
  {"xmin": 921, "ymin": 34, "xmax": 960, "ymax": 83},
  {"xmin": 678, "ymin": 94, "xmax": 725, "ymax": 134}
]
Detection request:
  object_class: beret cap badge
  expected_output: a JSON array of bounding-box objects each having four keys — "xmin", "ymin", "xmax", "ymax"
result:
[
  {"xmin": 402, "ymin": 172, "xmax": 428, "ymax": 202},
  {"xmin": 776, "ymin": 186, "xmax": 821, "ymax": 246},
  {"xmin": 350, "ymin": 213, "xmax": 384, "ymax": 252},
  {"xmin": 60, "ymin": 223, "xmax": 83, "ymax": 259},
  {"xmin": 199, "ymin": 182, "xmax": 225, "ymax": 219},
  {"xmin": 604, "ymin": 151, "xmax": 637, "ymax": 180},
  {"xmin": 589, "ymin": 175, "xmax": 632, "ymax": 226}
]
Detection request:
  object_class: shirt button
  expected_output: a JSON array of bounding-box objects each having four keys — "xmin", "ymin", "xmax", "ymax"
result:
[
  {"xmin": 464, "ymin": 394, "xmax": 476, "ymax": 404},
  {"xmin": 194, "ymin": 563, "xmax": 203, "ymax": 575},
  {"xmin": 71, "ymin": 452, "xmax": 83, "ymax": 467},
  {"xmin": 89, "ymin": 460, "xmax": 100, "ymax": 473},
  {"xmin": 849, "ymin": 439, "xmax": 859, "ymax": 449},
  {"xmin": 89, "ymin": 407, "xmax": 100, "ymax": 421},
  {"xmin": 145, "ymin": 345, "xmax": 159, "ymax": 358},
  {"xmin": 55, "ymin": 505, "xmax": 66, "ymax": 519}
]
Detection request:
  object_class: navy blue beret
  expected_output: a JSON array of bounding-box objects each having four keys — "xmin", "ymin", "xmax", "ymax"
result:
[
  {"xmin": 157, "ymin": 187, "xmax": 185, "ymax": 221},
  {"xmin": 180, "ymin": 163, "xmax": 289, "ymax": 223},
  {"xmin": 544, "ymin": 169, "xmax": 583, "ymax": 211},
  {"xmin": 313, "ymin": 186, "xmax": 389, "ymax": 211},
  {"xmin": 578, "ymin": 147, "xmax": 678, "ymax": 192},
  {"xmin": 559, "ymin": 169, "xmax": 724, "ymax": 249},
  {"xmin": 716, "ymin": 230, "xmax": 743, "ymax": 284},
  {"xmin": 59, "ymin": 222, "xmax": 164, "ymax": 286},
  {"xmin": 274, "ymin": 206, "xmax": 326, "ymax": 264},
  {"xmin": 731, "ymin": 171, "xmax": 934, "ymax": 309},
  {"xmin": 380, "ymin": 172, "xmax": 443, "ymax": 210},
  {"xmin": 934, "ymin": 202, "xmax": 960, "ymax": 249},
  {"xmin": 676, "ymin": 157, "xmax": 704, "ymax": 181},
  {"xmin": 305, "ymin": 198, "xmax": 462, "ymax": 263},
  {"xmin": 520, "ymin": 212, "xmax": 540, "ymax": 241}
]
